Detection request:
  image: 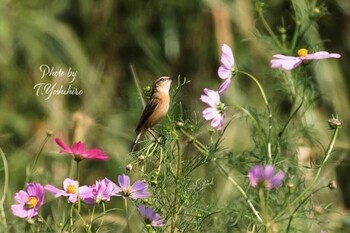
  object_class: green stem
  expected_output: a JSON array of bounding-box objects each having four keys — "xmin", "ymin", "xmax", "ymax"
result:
[
  {"xmin": 25, "ymin": 132, "xmax": 52, "ymax": 186},
  {"xmin": 237, "ymin": 70, "xmax": 273, "ymax": 162},
  {"xmin": 75, "ymin": 160, "xmax": 80, "ymax": 181},
  {"xmin": 216, "ymin": 161, "xmax": 263, "ymax": 223},
  {"xmin": 176, "ymin": 138, "xmax": 182, "ymax": 180},
  {"xmin": 124, "ymin": 198, "xmax": 129, "ymax": 233},
  {"xmin": 69, "ymin": 203, "xmax": 75, "ymax": 232},
  {"xmin": 88, "ymin": 204, "xmax": 96, "ymax": 232},
  {"xmin": 285, "ymin": 185, "xmax": 328, "ymax": 233},
  {"xmin": 171, "ymin": 138, "xmax": 182, "ymax": 232},
  {"xmin": 238, "ymin": 71, "xmax": 269, "ymax": 107},
  {"xmin": 274, "ymin": 126, "xmax": 339, "ymax": 221},
  {"xmin": 0, "ymin": 148, "xmax": 8, "ymax": 231},
  {"xmin": 179, "ymin": 128, "xmax": 208, "ymax": 156},
  {"xmin": 259, "ymin": 189, "xmax": 271, "ymax": 233},
  {"xmin": 256, "ymin": 4, "xmax": 283, "ymax": 50},
  {"xmin": 95, "ymin": 202, "xmax": 106, "ymax": 233},
  {"xmin": 179, "ymin": 127, "xmax": 263, "ymax": 223}
]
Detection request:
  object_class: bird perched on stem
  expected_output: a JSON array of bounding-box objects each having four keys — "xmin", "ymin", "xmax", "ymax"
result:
[{"xmin": 131, "ymin": 76, "xmax": 173, "ymax": 152}]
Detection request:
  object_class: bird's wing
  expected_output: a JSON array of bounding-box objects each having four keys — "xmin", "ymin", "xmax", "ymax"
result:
[{"xmin": 135, "ymin": 97, "xmax": 159, "ymax": 133}]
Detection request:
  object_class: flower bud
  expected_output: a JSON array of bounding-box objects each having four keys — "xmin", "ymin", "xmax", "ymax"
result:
[
  {"xmin": 176, "ymin": 121, "xmax": 184, "ymax": 128},
  {"xmin": 328, "ymin": 117, "xmax": 342, "ymax": 129},
  {"xmin": 143, "ymin": 85, "xmax": 151, "ymax": 92},
  {"xmin": 46, "ymin": 130, "xmax": 53, "ymax": 136},
  {"xmin": 209, "ymin": 128, "xmax": 215, "ymax": 135},
  {"xmin": 328, "ymin": 180, "xmax": 337, "ymax": 190},
  {"xmin": 125, "ymin": 164, "xmax": 133, "ymax": 172}
]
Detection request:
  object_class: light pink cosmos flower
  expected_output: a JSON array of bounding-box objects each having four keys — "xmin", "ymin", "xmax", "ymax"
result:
[
  {"xmin": 11, "ymin": 183, "xmax": 45, "ymax": 219},
  {"xmin": 271, "ymin": 48, "xmax": 341, "ymax": 70},
  {"xmin": 54, "ymin": 137, "xmax": 108, "ymax": 161},
  {"xmin": 138, "ymin": 204, "xmax": 164, "ymax": 227},
  {"xmin": 79, "ymin": 178, "xmax": 118, "ymax": 205},
  {"xmin": 200, "ymin": 88, "xmax": 226, "ymax": 130},
  {"xmin": 45, "ymin": 178, "xmax": 84, "ymax": 203},
  {"xmin": 217, "ymin": 43, "xmax": 236, "ymax": 93},
  {"xmin": 114, "ymin": 174, "xmax": 150, "ymax": 200},
  {"xmin": 248, "ymin": 164, "xmax": 285, "ymax": 190}
]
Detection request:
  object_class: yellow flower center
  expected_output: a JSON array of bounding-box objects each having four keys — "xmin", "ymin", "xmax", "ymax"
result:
[
  {"xmin": 66, "ymin": 185, "xmax": 77, "ymax": 194},
  {"xmin": 25, "ymin": 197, "xmax": 38, "ymax": 209},
  {"xmin": 297, "ymin": 48, "xmax": 308, "ymax": 57}
]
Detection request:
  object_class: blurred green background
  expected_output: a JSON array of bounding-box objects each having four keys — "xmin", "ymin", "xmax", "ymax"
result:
[{"xmin": 1, "ymin": 0, "xmax": 350, "ymax": 231}]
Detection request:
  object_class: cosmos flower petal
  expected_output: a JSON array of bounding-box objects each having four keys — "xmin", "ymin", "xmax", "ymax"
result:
[
  {"xmin": 130, "ymin": 181, "xmax": 150, "ymax": 199},
  {"xmin": 204, "ymin": 88, "xmax": 220, "ymax": 104},
  {"xmin": 63, "ymin": 178, "xmax": 79, "ymax": 191},
  {"xmin": 11, "ymin": 205, "xmax": 29, "ymax": 218},
  {"xmin": 86, "ymin": 148, "xmax": 108, "ymax": 160},
  {"xmin": 44, "ymin": 184, "xmax": 66, "ymax": 198},
  {"xmin": 118, "ymin": 174, "xmax": 130, "ymax": 189},
  {"xmin": 54, "ymin": 138, "xmax": 108, "ymax": 161},
  {"xmin": 138, "ymin": 204, "xmax": 164, "ymax": 227},
  {"xmin": 72, "ymin": 142, "xmax": 86, "ymax": 155},
  {"xmin": 248, "ymin": 164, "xmax": 284, "ymax": 190},
  {"xmin": 271, "ymin": 57, "xmax": 302, "ymax": 70},
  {"xmin": 219, "ymin": 78, "xmax": 232, "ymax": 93},
  {"xmin": 217, "ymin": 66, "xmax": 232, "ymax": 80},
  {"xmin": 200, "ymin": 88, "xmax": 226, "ymax": 130},
  {"xmin": 45, "ymin": 178, "xmax": 80, "ymax": 203},
  {"xmin": 263, "ymin": 165, "xmax": 275, "ymax": 180},
  {"xmin": 248, "ymin": 164, "xmax": 263, "ymax": 187},
  {"xmin": 202, "ymin": 108, "xmax": 220, "ymax": 120},
  {"xmin": 271, "ymin": 50, "xmax": 341, "ymax": 70},
  {"xmin": 115, "ymin": 174, "xmax": 150, "ymax": 200},
  {"xmin": 55, "ymin": 137, "xmax": 73, "ymax": 154},
  {"xmin": 218, "ymin": 112, "xmax": 226, "ymax": 130},
  {"xmin": 305, "ymin": 51, "xmax": 341, "ymax": 60},
  {"xmin": 210, "ymin": 115, "xmax": 222, "ymax": 128},
  {"xmin": 220, "ymin": 44, "xmax": 235, "ymax": 69},
  {"xmin": 200, "ymin": 94, "xmax": 215, "ymax": 107},
  {"xmin": 27, "ymin": 183, "xmax": 45, "ymax": 206},
  {"xmin": 11, "ymin": 183, "xmax": 45, "ymax": 219},
  {"xmin": 14, "ymin": 191, "xmax": 29, "ymax": 204},
  {"xmin": 269, "ymin": 171, "xmax": 285, "ymax": 189}
]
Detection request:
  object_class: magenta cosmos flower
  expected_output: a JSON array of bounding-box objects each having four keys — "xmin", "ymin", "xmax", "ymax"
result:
[
  {"xmin": 248, "ymin": 164, "xmax": 285, "ymax": 190},
  {"xmin": 114, "ymin": 174, "xmax": 150, "ymax": 199},
  {"xmin": 45, "ymin": 178, "xmax": 84, "ymax": 203},
  {"xmin": 271, "ymin": 48, "xmax": 341, "ymax": 70},
  {"xmin": 217, "ymin": 43, "xmax": 236, "ymax": 93},
  {"xmin": 54, "ymin": 137, "xmax": 108, "ymax": 161},
  {"xmin": 138, "ymin": 204, "xmax": 164, "ymax": 227},
  {"xmin": 79, "ymin": 178, "xmax": 118, "ymax": 205},
  {"xmin": 11, "ymin": 183, "xmax": 45, "ymax": 219},
  {"xmin": 200, "ymin": 88, "xmax": 226, "ymax": 130}
]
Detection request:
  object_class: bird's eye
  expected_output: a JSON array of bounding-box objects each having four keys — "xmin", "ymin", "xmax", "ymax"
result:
[{"xmin": 160, "ymin": 78, "xmax": 164, "ymax": 81}]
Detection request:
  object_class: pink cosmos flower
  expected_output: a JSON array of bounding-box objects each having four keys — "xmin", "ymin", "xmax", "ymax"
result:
[
  {"xmin": 248, "ymin": 164, "xmax": 285, "ymax": 190},
  {"xmin": 217, "ymin": 43, "xmax": 236, "ymax": 93},
  {"xmin": 45, "ymin": 178, "xmax": 84, "ymax": 203},
  {"xmin": 114, "ymin": 174, "xmax": 150, "ymax": 200},
  {"xmin": 11, "ymin": 183, "xmax": 45, "ymax": 219},
  {"xmin": 79, "ymin": 178, "xmax": 118, "ymax": 205},
  {"xmin": 271, "ymin": 48, "xmax": 341, "ymax": 70},
  {"xmin": 138, "ymin": 204, "xmax": 164, "ymax": 227},
  {"xmin": 54, "ymin": 137, "xmax": 108, "ymax": 161},
  {"xmin": 200, "ymin": 88, "xmax": 226, "ymax": 130}
]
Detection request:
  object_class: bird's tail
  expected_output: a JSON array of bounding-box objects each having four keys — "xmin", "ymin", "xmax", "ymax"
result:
[{"xmin": 130, "ymin": 132, "xmax": 142, "ymax": 152}]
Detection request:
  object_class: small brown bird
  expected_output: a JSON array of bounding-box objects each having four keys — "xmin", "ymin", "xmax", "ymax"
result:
[{"xmin": 131, "ymin": 76, "xmax": 173, "ymax": 151}]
